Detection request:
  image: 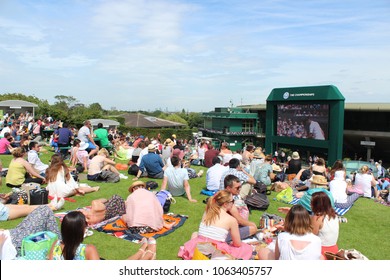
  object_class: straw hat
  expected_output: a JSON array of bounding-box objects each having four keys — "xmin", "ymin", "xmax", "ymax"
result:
[
  {"xmin": 272, "ymin": 163, "xmax": 282, "ymax": 172},
  {"xmin": 309, "ymin": 175, "xmax": 328, "ymax": 185},
  {"xmin": 78, "ymin": 141, "xmax": 89, "ymax": 150},
  {"xmin": 147, "ymin": 144, "xmax": 156, "ymax": 152},
  {"xmin": 292, "ymin": 152, "xmax": 300, "ymax": 160},
  {"xmin": 253, "ymin": 150, "xmax": 265, "ymax": 159},
  {"xmin": 129, "ymin": 181, "xmax": 146, "ymax": 193}
]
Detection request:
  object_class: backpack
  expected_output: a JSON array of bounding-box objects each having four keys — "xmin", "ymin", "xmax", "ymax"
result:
[
  {"xmin": 128, "ymin": 164, "xmax": 140, "ymax": 176},
  {"xmin": 99, "ymin": 170, "xmax": 120, "ymax": 183},
  {"xmin": 244, "ymin": 190, "xmax": 270, "ymax": 211},
  {"xmin": 155, "ymin": 190, "xmax": 176, "ymax": 213},
  {"xmin": 253, "ymin": 181, "xmax": 268, "ymax": 194}
]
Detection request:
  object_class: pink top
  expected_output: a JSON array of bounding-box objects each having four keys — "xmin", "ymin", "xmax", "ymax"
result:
[
  {"xmin": 0, "ymin": 138, "xmax": 10, "ymax": 153},
  {"xmin": 122, "ymin": 188, "xmax": 164, "ymax": 231}
]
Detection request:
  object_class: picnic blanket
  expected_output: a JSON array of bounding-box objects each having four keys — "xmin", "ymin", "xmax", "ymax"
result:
[
  {"xmin": 95, "ymin": 214, "xmax": 188, "ymax": 243},
  {"xmin": 288, "ymin": 197, "xmax": 352, "ymax": 216}
]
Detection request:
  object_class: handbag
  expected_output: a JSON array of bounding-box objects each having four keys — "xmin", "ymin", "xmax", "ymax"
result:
[
  {"xmin": 29, "ymin": 187, "xmax": 49, "ymax": 205},
  {"xmin": 20, "ymin": 231, "xmax": 58, "ymax": 260},
  {"xmin": 324, "ymin": 251, "xmax": 347, "ymax": 260}
]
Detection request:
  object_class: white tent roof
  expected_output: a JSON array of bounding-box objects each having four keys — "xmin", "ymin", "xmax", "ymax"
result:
[
  {"xmin": 89, "ymin": 118, "xmax": 120, "ymax": 128},
  {"xmin": 0, "ymin": 100, "xmax": 38, "ymax": 108}
]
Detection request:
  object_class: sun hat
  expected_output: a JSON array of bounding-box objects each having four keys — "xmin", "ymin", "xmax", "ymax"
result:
[
  {"xmin": 253, "ymin": 149, "xmax": 265, "ymax": 159},
  {"xmin": 164, "ymin": 138, "xmax": 172, "ymax": 145},
  {"xmin": 292, "ymin": 152, "xmax": 300, "ymax": 160},
  {"xmin": 78, "ymin": 141, "xmax": 89, "ymax": 150},
  {"xmin": 172, "ymin": 134, "xmax": 176, "ymax": 139},
  {"xmin": 148, "ymin": 143, "xmax": 156, "ymax": 152},
  {"xmin": 272, "ymin": 163, "xmax": 282, "ymax": 172},
  {"xmin": 309, "ymin": 175, "xmax": 328, "ymax": 185},
  {"xmin": 129, "ymin": 181, "xmax": 146, "ymax": 193}
]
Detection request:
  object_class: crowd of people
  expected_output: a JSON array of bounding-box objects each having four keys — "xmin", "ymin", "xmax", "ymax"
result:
[{"xmin": 0, "ymin": 111, "xmax": 388, "ymax": 261}]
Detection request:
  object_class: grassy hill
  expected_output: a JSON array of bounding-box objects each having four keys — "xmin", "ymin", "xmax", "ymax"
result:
[{"xmin": 1, "ymin": 147, "xmax": 389, "ymax": 260}]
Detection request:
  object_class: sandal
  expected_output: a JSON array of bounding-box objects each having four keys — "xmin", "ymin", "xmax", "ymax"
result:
[{"xmin": 143, "ymin": 250, "xmax": 156, "ymax": 260}]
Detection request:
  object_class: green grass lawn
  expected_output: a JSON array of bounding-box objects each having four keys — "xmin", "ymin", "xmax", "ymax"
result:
[{"xmin": 1, "ymin": 147, "xmax": 389, "ymax": 260}]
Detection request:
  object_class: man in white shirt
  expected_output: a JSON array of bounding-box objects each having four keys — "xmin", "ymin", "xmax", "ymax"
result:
[
  {"xmin": 306, "ymin": 118, "xmax": 325, "ymax": 140},
  {"xmin": 27, "ymin": 141, "xmax": 49, "ymax": 176},
  {"xmin": 206, "ymin": 156, "xmax": 228, "ymax": 191}
]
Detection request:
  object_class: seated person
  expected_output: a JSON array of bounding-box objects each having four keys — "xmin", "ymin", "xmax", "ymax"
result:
[
  {"xmin": 75, "ymin": 141, "xmax": 91, "ymax": 172},
  {"xmin": 206, "ymin": 156, "xmax": 228, "ymax": 191},
  {"xmin": 93, "ymin": 123, "xmax": 111, "ymax": 148},
  {"xmin": 46, "ymin": 154, "xmax": 99, "ymax": 198},
  {"xmin": 87, "ymin": 148, "xmax": 122, "ymax": 181},
  {"xmin": 5, "ymin": 147, "xmax": 46, "ymax": 188},
  {"xmin": 161, "ymin": 156, "xmax": 197, "ymax": 202},
  {"xmin": 178, "ymin": 190, "xmax": 254, "ymax": 260},
  {"xmin": 133, "ymin": 144, "xmax": 165, "ymax": 180},
  {"xmin": 80, "ymin": 195, "xmax": 126, "ymax": 226},
  {"xmin": 0, "ymin": 133, "xmax": 15, "ymax": 154},
  {"xmin": 27, "ymin": 141, "xmax": 49, "ymax": 177},
  {"xmin": 258, "ymin": 204, "xmax": 323, "ymax": 260},
  {"xmin": 329, "ymin": 170, "xmax": 361, "ymax": 209},
  {"xmin": 114, "ymin": 135, "xmax": 134, "ymax": 160},
  {"xmin": 48, "ymin": 211, "xmax": 157, "ymax": 260},
  {"xmin": 121, "ymin": 181, "xmax": 173, "ymax": 234},
  {"xmin": 223, "ymin": 175, "xmax": 257, "ymax": 241},
  {"xmin": 182, "ymin": 159, "xmax": 204, "ymax": 179}
]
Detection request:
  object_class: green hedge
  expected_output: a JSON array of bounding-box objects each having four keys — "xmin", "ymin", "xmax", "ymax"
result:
[{"xmin": 117, "ymin": 126, "xmax": 197, "ymax": 141}]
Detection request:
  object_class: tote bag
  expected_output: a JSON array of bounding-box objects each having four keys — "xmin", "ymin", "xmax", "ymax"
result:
[{"xmin": 20, "ymin": 231, "xmax": 58, "ymax": 260}]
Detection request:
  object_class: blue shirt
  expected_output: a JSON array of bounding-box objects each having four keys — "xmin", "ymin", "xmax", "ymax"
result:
[{"xmin": 139, "ymin": 152, "xmax": 164, "ymax": 176}]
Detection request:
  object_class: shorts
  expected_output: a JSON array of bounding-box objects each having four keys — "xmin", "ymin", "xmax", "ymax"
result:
[
  {"xmin": 87, "ymin": 173, "xmax": 101, "ymax": 181},
  {"xmin": 88, "ymin": 142, "xmax": 97, "ymax": 150},
  {"xmin": 0, "ymin": 203, "xmax": 10, "ymax": 221}
]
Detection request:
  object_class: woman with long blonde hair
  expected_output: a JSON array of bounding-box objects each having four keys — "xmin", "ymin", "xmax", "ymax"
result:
[
  {"xmin": 46, "ymin": 154, "xmax": 99, "ymax": 198},
  {"xmin": 178, "ymin": 190, "xmax": 253, "ymax": 260}
]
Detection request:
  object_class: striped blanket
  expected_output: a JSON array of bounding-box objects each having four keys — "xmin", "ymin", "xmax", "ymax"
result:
[{"xmin": 289, "ymin": 197, "xmax": 352, "ymax": 216}]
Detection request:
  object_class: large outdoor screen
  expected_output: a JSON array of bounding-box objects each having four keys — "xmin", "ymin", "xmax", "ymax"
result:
[{"xmin": 276, "ymin": 104, "xmax": 329, "ymax": 140}]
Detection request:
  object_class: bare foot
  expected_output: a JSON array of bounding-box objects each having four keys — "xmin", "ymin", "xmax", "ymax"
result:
[
  {"xmin": 92, "ymin": 187, "xmax": 100, "ymax": 192},
  {"xmin": 76, "ymin": 189, "xmax": 85, "ymax": 196}
]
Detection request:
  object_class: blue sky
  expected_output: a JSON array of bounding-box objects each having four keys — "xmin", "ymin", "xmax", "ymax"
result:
[{"xmin": 0, "ymin": 0, "xmax": 389, "ymax": 112}]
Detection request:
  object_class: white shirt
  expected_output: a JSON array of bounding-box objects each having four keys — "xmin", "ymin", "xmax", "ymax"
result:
[
  {"xmin": 329, "ymin": 178, "xmax": 348, "ymax": 203},
  {"xmin": 354, "ymin": 173, "xmax": 374, "ymax": 198},
  {"xmin": 318, "ymin": 215, "xmax": 339, "ymax": 247},
  {"xmin": 136, "ymin": 147, "xmax": 149, "ymax": 166},
  {"xmin": 0, "ymin": 127, "xmax": 10, "ymax": 138},
  {"xmin": 277, "ymin": 232, "xmax": 322, "ymax": 260},
  {"xmin": 27, "ymin": 150, "xmax": 48, "ymax": 174},
  {"xmin": 206, "ymin": 164, "xmax": 228, "ymax": 191},
  {"xmin": 77, "ymin": 125, "xmax": 90, "ymax": 143},
  {"xmin": 309, "ymin": 121, "xmax": 325, "ymax": 140}
]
